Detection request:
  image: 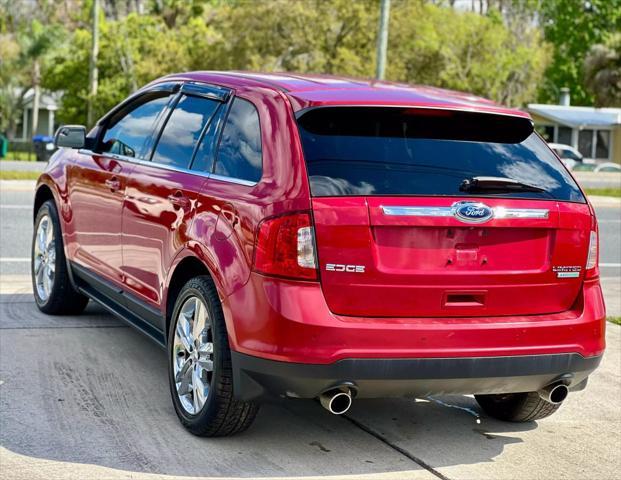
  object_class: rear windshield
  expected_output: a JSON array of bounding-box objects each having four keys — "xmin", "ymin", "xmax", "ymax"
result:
[{"xmin": 297, "ymin": 107, "xmax": 585, "ymax": 202}]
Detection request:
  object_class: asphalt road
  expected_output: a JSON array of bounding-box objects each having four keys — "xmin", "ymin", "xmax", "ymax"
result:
[
  {"xmin": 0, "ymin": 159, "xmax": 47, "ymax": 171},
  {"xmin": 1, "ymin": 180, "xmax": 620, "ymax": 479}
]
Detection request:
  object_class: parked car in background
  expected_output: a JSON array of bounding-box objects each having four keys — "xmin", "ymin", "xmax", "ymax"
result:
[
  {"xmin": 548, "ymin": 143, "xmax": 584, "ymax": 170},
  {"xmin": 593, "ymin": 162, "xmax": 621, "ymax": 173},
  {"xmin": 33, "ymin": 72, "xmax": 605, "ymax": 436}
]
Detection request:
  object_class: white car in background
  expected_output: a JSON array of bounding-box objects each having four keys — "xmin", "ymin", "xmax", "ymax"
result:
[
  {"xmin": 594, "ymin": 162, "xmax": 621, "ymax": 173},
  {"xmin": 548, "ymin": 143, "xmax": 584, "ymax": 170},
  {"xmin": 548, "ymin": 143, "xmax": 620, "ymax": 172}
]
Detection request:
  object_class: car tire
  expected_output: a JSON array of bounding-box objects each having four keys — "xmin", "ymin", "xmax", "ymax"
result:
[
  {"xmin": 32, "ymin": 200, "xmax": 89, "ymax": 315},
  {"xmin": 475, "ymin": 392, "xmax": 562, "ymax": 422},
  {"xmin": 167, "ymin": 276, "xmax": 259, "ymax": 436}
]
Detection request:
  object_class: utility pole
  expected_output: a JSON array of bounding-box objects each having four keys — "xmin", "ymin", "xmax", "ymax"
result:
[
  {"xmin": 375, "ymin": 0, "xmax": 391, "ymax": 80},
  {"xmin": 87, "ymin": 0, "xmax": 99, "ymax": 127}
]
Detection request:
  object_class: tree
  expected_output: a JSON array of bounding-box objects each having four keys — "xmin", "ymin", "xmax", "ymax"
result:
[
  {"xmin": 41, "ymin": 0, "xmax": 553, "ymax": 125},
  {"xmin": 44, "ymin": 13, "xmax": 199, "ymax": 124},
  {"xmin": 19, "ymin": 21, "xmax": 65, "ymax": 137},
  {"xmin": 388, "ymin": 2, "xmax": 549, "ymax": 106},
  {"xmin": 202, "ymin": 0, "xmax": 377, "ymax": 76},
  {"xmin": 0, "ymin": 34, "xmax": 23, "ymax": 136},
  {"xmin": 584, "ymin": 34, "xmax": 621, "ymax": 107},
  {"xmin": 147, "ymin": 0, "xmax": 209, "ymax": 28},
  {"xmin": 539, "ymin": 0, "xmax": 621, "ymax": 105},
  {"xmin": 0, "ymin": 1, "xmax": 71, "ymax": 138}
]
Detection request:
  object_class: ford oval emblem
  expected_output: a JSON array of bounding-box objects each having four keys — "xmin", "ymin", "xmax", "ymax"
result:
[{"xmin": 452, "ymin": 201, "xmax": 494, "ymax": 224}]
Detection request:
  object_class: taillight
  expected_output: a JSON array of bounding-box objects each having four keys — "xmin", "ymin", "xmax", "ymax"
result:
[
  {"xmin": 585, "ymin": 229, "xmax": 599, "ymax": 278},
  {"xmin": 254, "ymin": 212, "xmax": 318, "ymax": 280}
]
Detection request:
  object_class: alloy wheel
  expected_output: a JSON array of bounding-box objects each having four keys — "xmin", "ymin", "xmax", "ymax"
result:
[
  {"xmin": 33, "ymin": 214, "xmax": 56, "ymax": 302},
  {"xmin": 173, "ymin": 295, "xmax": 214, "ymax": 415}
]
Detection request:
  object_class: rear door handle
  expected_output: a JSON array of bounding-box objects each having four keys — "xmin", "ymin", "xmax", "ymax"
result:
[
  {"xmin": 168, "ymin": 192, "xmax": 190, "ymax": 209},
  {"xmin": 104, "ymin": 177, "xmax": 121, "ymax": 192}
]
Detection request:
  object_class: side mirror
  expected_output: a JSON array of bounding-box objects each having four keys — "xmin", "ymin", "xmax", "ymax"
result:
[{"xmin": 54, "ymin": 125, "xmax": 86, "ymax": 149}]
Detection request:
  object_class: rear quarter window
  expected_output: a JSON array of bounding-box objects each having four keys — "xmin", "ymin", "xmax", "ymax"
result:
[
  {"xmin": 214, "ymin": 98, "xmax": 262, "ymax": 183},
  {"xmin": 297, "ymin": 107, "xmax": 585, "ymax": 202}
]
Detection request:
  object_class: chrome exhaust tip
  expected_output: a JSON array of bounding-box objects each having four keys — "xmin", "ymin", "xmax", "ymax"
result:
[
  {"xmin": 319, "ymin": 388, "xmax": 353, "ymax": 415},
  {"xmin": 538, "ymin": 382, "xmax": 569, "ymax": 404}
]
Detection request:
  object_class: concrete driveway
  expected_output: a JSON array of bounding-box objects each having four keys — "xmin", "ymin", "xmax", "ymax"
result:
[{"xmin": 1, "ymin": 284, "xmax": 620, "ymax": 480}]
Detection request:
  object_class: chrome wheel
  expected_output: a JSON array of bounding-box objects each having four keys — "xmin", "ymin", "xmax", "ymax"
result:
[
  {"xmin": 173, "ymin": 296, "xmax": 214, "ymax": 415},
  {"xmin": 33, "ymin": 214, "xmax": 56, "ymax": 302}
]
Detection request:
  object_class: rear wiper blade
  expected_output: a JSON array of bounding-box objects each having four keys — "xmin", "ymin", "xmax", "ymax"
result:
[{"xmin": 460, "ymin": 176, "xmax": 547, "ymax": 193}]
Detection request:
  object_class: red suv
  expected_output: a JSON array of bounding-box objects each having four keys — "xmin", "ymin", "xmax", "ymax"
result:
[{"xmin": 33, "ymin": 72, "xmax": 605, "ymax": 436}]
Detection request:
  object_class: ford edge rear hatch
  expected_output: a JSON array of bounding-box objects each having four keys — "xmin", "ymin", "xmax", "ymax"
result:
[{"xmin": 297, "ymin": 107, "xmax": 592, "ymax": 317}]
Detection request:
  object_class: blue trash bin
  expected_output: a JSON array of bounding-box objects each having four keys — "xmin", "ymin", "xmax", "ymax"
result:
[{"xmin": 32, "ymin": 135, "xmax": 56, "ymax": 162}]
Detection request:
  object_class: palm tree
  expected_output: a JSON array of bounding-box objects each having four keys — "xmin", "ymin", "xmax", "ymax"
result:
[
  {"xmin": 584, "ymin": 34, "xmax": 621, "ymax": 108},
  {"xmin": 18, "ymin": 20, "xmax": 62, "ymax": 138}
]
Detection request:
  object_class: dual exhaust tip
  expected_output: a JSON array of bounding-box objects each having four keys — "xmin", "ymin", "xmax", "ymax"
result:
[{"xmin": 319, "ymin": 381, "xmax": 569, "ymax": 415}]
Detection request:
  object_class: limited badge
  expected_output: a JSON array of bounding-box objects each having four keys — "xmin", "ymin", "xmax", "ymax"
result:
[{"xmin": 552, "ymin": 266, "xmax": 582, "ymax": 278}]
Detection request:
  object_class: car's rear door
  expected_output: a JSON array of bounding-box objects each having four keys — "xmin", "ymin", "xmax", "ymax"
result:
[
  {"xmin": 298, "ymin": 107, "xmax": 591, "ymax": 318},
  {"xmin": 67, "ymin": 88, "xmax": 174, "ymax": 286},
  {"xmin": 121, "ymin": 83, "xmax": 229, "ymax": 323}
]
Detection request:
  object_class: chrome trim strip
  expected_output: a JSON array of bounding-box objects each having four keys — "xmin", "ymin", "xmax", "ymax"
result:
[
  {"xmin": 209, "ymin": 173, "xmax": 258, "ymax": 187},
  {"xmin": 381, "ymin": 206, "xmax": 453, "ymax": 217},
  {"xmin": 381, "ymin": 205, "xmax": 549, "ymax": 220},
  {"xmin": 493, "ymin": 207, "xmax": 549, "ymax": 219}
]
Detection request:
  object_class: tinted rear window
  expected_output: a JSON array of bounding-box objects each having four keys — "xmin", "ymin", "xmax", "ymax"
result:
[{"xmin": 297, "ymin": 107, "xmax": 584, "ymax": 202}]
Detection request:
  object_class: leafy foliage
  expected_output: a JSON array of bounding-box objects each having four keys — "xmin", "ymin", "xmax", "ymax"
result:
[
  {"xmin": 1, "ymin": 0, "xmax": 616, "ymax": 130},
  {"xmin": 584, "ymin": 34, "xmax": 621, "ymax": 107},
  {"xmin": 388, "ymin": 2, "xmax": 549, "ymax": 106},
  {"xmin": 539, "ymin": 0, "xmax": 621, "ymax": 105},
  {"xmin": 0, "ymin": 17, "xmax": 65, "ymax": 135}
]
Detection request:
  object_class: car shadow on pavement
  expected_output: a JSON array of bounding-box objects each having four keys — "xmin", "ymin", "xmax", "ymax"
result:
[{"xmin": 0, "ymin": 297, "xmax": 537, "ymax": 478}]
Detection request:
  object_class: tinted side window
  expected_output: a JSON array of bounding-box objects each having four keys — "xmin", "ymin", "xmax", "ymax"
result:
[
  {"xmin": 215, "ymin": 98, "xmax": 262, "ymax": 183},
  {"xmin": 192, "ymin": 105, "xmax": 226, "ymax": 173},
  {"xmin": 100, "ymin": 94, "xmax": 171, "ymax": 158},
  {"xmin": 151, "ymin": 94, "xmax": 219, "ymax": 169}
]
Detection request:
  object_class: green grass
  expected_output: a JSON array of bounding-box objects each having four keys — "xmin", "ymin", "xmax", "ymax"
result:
[
  {"xmin": 584, "ymin": 188, "xmax": 621, "ymax": 198},
  {"xmin": 0, "ymin": 170, "xmax": 40, "ymax": 180},
  {"xmin": 607, "ymin": 317, "xmax": 621, "ymax": 326},
  {"xmin": 1, "ymin": 151, "xmax": 35, "ymax": 161}
]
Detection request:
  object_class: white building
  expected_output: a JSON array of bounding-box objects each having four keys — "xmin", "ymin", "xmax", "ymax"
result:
[
  {"xmin": 528, "ymin": 103, "xmax": 621, "ymax": 163},
  {"xmin": 12, "ymin": 89, "xmax": 60, "ymax": 141}
]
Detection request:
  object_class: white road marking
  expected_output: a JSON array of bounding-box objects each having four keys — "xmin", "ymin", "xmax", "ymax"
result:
[
  {"xmin": 600, "ymin": 263, "xmax": 621, "ymax": 267},
  {"xmin": 0, "ymin": 205, "xmax": 30, "ymax": 209}
]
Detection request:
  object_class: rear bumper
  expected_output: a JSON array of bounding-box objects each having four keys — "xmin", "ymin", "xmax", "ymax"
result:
[
  {"xmin": 232, "ymin": 351, "xmax": 602, "ymax": 401},
  {"xmin": 222, "ymin": 274, "xmax": 606, "ymax": 364}
]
